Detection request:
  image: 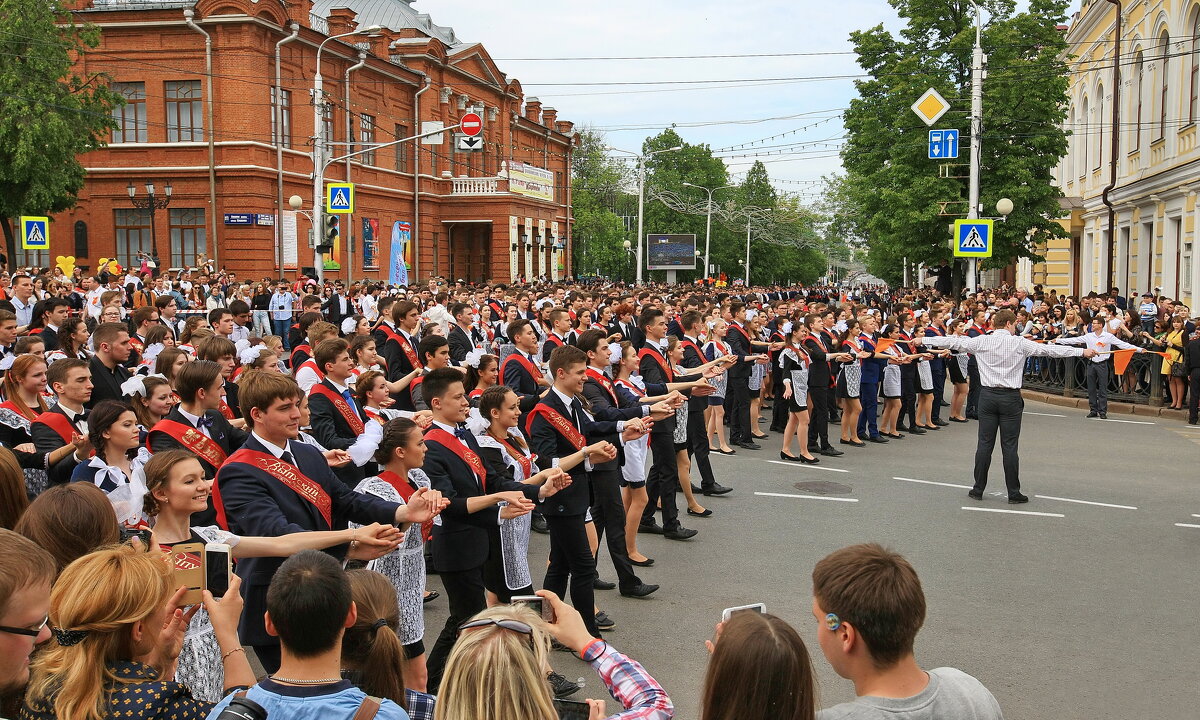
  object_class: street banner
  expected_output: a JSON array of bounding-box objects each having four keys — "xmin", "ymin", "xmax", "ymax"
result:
[{"xmin": 390, "ymin": 221, "xmax": 410, "ymax": 286}]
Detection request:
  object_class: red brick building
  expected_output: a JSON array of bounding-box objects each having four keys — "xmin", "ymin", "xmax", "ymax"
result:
[{"xmin": 45, "ymin": 0, "xmax": 576, "ymax": 282}]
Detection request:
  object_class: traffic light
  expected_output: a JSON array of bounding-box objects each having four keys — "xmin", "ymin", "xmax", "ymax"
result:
[{"xmin": 317, "ymin": 215, "xmax": 338, "ymax": 254}]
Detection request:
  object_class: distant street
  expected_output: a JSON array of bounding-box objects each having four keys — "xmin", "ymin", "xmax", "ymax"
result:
[{"xmin": 425, "ymin": 398, "xmax": 1200, "ymax": 719}]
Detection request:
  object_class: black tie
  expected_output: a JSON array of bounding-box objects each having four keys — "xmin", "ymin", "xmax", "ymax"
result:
[
  {"xmin": 571, "ymin": 400, "xmax": 583, "ymax": 429},
  {"xmin": 280, "ymin": 450, "xmax": 294, "ymax": 466}
]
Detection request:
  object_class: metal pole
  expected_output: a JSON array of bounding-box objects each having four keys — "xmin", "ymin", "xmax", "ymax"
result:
[
  {"xmin": 275, "ymin": 22, "xmax": 300, "ymax": 276},
  {"xmin": 635, "ymin": 154, "xmax": 645, "ymax": 285},
  {"xmin": 703, "ymin": 190, "xmax": 713, "ymax": 278},
  {"xmin": 313, "ymin": 59, "xmax": 325, "ymax": 284},
  {"xmin": 967, "ymin": 5, "xmax": 984, "ymax": 293},
  {"xmin": 345, "ymin": 50, "xmax": 367, "ymax": 285},
  {"xmin": 744, "ymin": 215, "xmax": 751, "ymax": 286}
]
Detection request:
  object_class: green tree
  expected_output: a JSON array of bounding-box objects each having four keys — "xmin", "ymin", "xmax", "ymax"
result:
[
  {"xmin": 570, "ymin": 127, "xmax": 631, "ymax": 277},
  {"xmin": 0, "ymin": 0, "xmax": 121, "ymax": 258},
  {"xmin": 839, "ymin": 0, "xmax": 1070, "ymax": 291}
]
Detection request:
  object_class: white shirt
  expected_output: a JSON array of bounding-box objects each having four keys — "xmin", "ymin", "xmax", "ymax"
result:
[
  {"xmin": 360, "ymin": 293, "xmax": 378, "ymax": 322},
  {"xmin": 11, "ymin": 296, "xmax": 32, "ymax": 327},
  {"xmin": 178, "ymin": 406, "xmax": 212, "ymax": 439},
  {"xmin": 85, "ymin": 288, "xmax": 104, "ymax": 319},
  {"xmin": 295, "ymin": 364, "xmax": 322, "ymax": 393},
  {"xmin": 1054, "ymin": 330, "xmax": 1142, "ymax": 363},
  {"xmin": 922, "ymin": 329, "xmax": 1084, "ymax": 389},
  {"xmin": 251, "ymin": 431, "xmax": 294, "ymax": 460}
]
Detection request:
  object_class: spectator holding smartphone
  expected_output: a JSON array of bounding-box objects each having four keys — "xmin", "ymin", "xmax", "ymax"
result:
[
  {"xmin": 810, "ymin": 544, "xmax": 1002, "ymax": 719},
  {"xmin": 436, "ymin": 589, "xmax": 672, "ymax": 720},
  {"xmin": 701, "ymin": 611, "xmax": 816, "ymax": 720}
]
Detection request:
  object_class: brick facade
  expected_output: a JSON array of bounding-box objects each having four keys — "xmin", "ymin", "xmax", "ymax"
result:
[{"xmin": 50, "ymin": 0, "xmax": 575, "ymax": 283}]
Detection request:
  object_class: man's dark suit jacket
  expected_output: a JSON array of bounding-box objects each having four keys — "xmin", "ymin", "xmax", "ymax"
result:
[
  {"xmin": 423, "ymin": 426, "xmax": 537, "ymax": 573},
  {"xmin": 448, "ymin": 325, "xmax": 473, "ymax": 364},
  {"xmin": 217, "ymin": 434, "xmax": 400, "ymax": 645},
  {"xmin": 528, "ymin": 391, "xmax": 618, "ymax": 516},
  {"xmin": 149, "ymin": 406, "xmax": 248, "ymax": 525},
  {"xmin": 86, "ymin": 355, "xmax": 131, "ymax": 409},
  {"xmin": 32, "ymin": 405, "xmax": 84, "ymax": 486},
  {"xmin": 307, "ymin": 379, "xmax": 375, "ymax": 486}
]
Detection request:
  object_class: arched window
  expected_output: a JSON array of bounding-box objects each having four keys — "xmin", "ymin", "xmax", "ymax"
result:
[
  {"xmin": 1081, "ymin": 96, "xmax": 1090, "ymax": 177},
  {"xmin": 1160, "ymin": 29, "xmax": 1171, "ymax": 140},
  {"xmin": 1096, "ymin": 84, "xmax": 1105, "ymax": 170},
  {"xmin": 1134, "ymin": 50, "xmax": 1144, "ymax": 148},
  {"xmin": 1191, "ymin": 11, "xmax": 1200, "ymax": 121}
]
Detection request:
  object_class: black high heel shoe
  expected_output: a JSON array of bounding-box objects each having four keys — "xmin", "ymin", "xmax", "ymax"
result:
[
  {"xmin": 780, "ymin": 451, "xmax": 803, "ymax": 462},
  {"xmin": 798, "ymin": 455, "xmax": 820, "ymax": 464}
]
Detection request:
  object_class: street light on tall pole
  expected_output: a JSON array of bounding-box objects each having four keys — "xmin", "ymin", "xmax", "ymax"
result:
[
  {"xmin": 312, "ymin": 25, "xmax": 383, "ymax": 283},
  {"xmin": 608, "ymin": 144, "xmax": 684, "ymax": 285},
  {"xmin": 127, "ymin": 180, "xmax": 172, "ymax": 273},
  {"xmin": 682, "ymin": 182, "xmax": 734, "ymax": 278}
]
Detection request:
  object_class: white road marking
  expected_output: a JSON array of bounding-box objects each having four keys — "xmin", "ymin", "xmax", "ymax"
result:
[
  {"xmin": 755, "ymin": 491, "xmax": 858, "ymax": 503},
  {"xmin": 893, "ymin": 476, "xmax": 973, "ymax": 490},
  {"xmin": 766, "ymin": 460, "xmax": 849, "ymax": 473},
  {"xmin": 1097, "ymin": 418, "xmax": 1155, "ymax": 425},
  {"xmin": 1174, "ymin": 523, "xmax": 1200, "ymax": 528},
  {"xmin": 961, "ymin": 507, "xmax": 1065, "ymax": 518},
  {"xmin": 1023, "ymin": 411, "xmax": 1067, "ymax": 417},
  {"xmin": 1191, "ymin": 514, "xmax": 1200, "ymax": 518},
  {"xmin": 1178, "ymin": 425, "xmax": 1200, "ymax": 431},
  {"xmin": 1033, "ymin": 494, "xmax": 1138, "ymax": 510}
]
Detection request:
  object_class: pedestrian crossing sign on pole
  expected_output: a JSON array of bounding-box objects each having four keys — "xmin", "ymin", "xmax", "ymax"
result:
[
  {"xmin": 326, "ymin": 183, "xmax": 354, "ymax": 214},
  {"xmin": 20, "ymin": 216, "xmax": 49, "ymax": 250},
  {"xmin": 953, "ymin": 219, "xmax": 993, "ymax": 258}
]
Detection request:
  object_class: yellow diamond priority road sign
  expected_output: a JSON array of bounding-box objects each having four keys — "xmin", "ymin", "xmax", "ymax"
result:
[{"xmin": 911, "ymin": 87, "xmax": 950, "ymax": 126}]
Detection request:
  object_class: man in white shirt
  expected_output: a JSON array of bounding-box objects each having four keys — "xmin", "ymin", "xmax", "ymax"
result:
[
  {"xmin": 1053, "ymin": 316, "xmax": 1143, "ymax": 419},
  {"xmin": 920, "ymin": 309, "xmax": 1095, "ymax": 502},
  {"xmin": 9, "ymin": 275, "xmax": 34, "ymax": 331},
  {"xmin": 82, "ymin": 276, "xmax": 105, "ymax": 320},
  {"xmin": 359, "ymin": 285, "xmax": 380, "ymax": 323}
]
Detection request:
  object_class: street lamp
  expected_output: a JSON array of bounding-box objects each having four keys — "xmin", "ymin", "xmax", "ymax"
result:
[
  {"xmin": 608, "ymin": 144, "xmax": 684, "ymax": 285},
  {"xmin": 312, "ymin": 25, "xmax": 384, "ymax": 284},
  {"xmin": 127, "ymin": 180, "xmax": 172, "ymax": 273},
  {"xmin": 622, "ymin": 239, "xmax": 633, "ymax": 282},
  {"xmin": 681, "ymin": 182, "xmax": 734, "ymax": 278}
]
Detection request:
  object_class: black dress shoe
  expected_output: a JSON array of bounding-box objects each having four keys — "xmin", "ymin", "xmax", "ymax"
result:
[
  {"xmin": 1008, "ymin": 493, "xmax": 1030, "ymax": 504},
  {"xmin": 702, "ymin": 484, "xmax": 732, "ymax": 496},
  {"xmin": 839, "ymin": 439, "xmax": 866, "ymax": 447},
  {"xmin": 1086, "ymin": 411, "xmax": 1098, "ymax": 418},
  {"xmin": 780, "ymin": 451, "xmax": 803, "ymax": 462},
  {"xmin": 690, "ymin": 483, "xmax": 703, "ymax": 493},
  {"xmin": 819, "ymin": 446, "xmax": 845, "ymax": 457},
  {"xmin": 620, "ymin": 583, "xmax": 660, "ymax": 598},
  {"xmin": 637, "ymin": 521, "xmax": 663, "ymax": 535},
  {"xmin": 933, "ymin": 419, "xmax": 949, "ymax": 426},
  {"xmin": 798, "ymin": 455, "xmax": 820, "ymax": 464},
  {"xmin": 1099, "ymin": 412, "xmax": 1107, "ymax": 419},
  {"xmin": 940, "ymin": 400, "xmax": 951, "ymax": 407},
  {"xmin": 895, "ymin": 424, "xmax": 910, "ymax": 432},
  {"xmin": 866, "ymin": 435, "xmax": 889, "ymax": 444},
  {"xmin": 967, "ymin": 489, "xmax": 983, "ymax": 500},
  {"xmin": 736, "ymin": 441, "xmax": 761, "ymax": 450},
  {"xmin": 687, "ymin": 507, "xmax": 713, "ymax": 517},
  {"xmin": 663, "ymin": 526, "xmax": 698, "ymax": 540},
  {"xmin": 965, "ymin": 413, "xmax": 978, "ymax": 420},
  {"xmin": 531, "ymin": 514, "xmax": 549, "ymax": 534},
  {"xmin": 594, "ymin": 611, "xmax": 615, "ymax": 631},
  {"xmin": 629, "ymin": 556, "xmax": 655, "ymax": 567},
  {"xmin": 593, "ymin": 578, "xmax": 616, "ymax": 590},
  {"xmin": 548, "ymin": 671, "xmax": 582, "ymax": 698},
  {"xmin": 949, "ymin": 417, "xmax": 969, "ymax": 423}
]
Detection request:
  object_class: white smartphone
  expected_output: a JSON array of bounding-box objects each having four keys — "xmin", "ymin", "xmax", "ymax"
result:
[
  {"xmin": 721, "ymin": 603, "xmax": 766, "ymax": 622},
  {"xmin": 204, "ymin": 543, "xmax": 232, "ymax": 597},
  {"xmin": 511, "ymin": 594, "xmax": 556, "ymax": 622}
]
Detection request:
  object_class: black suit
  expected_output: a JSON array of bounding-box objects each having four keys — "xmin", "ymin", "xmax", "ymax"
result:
[
  {"xmin": 322, "ymin": 293, "xmax": 350, "ymax": 328},
  {"xmin": 803, "ymin": 336, "xmax": 834, "ymax": 451},
  {"xmin": 529, "ymin": 391, "xmax": 618, "ymax": 638},
  {"xmin": 32, "ymin": 405, "xmax": 86, "ymax": 486},
  {"xmin": 680, "ymin": 339, "xmax": 718, "ymax": 490},
  {"xmin": 307, "ymin": 379, "xmax": 374, "ymax": 486},
  {"xmin": 448, "ymin": 324, "xmax": 473, "ymax": 364},
  {"xmin": 149, "ymin": 406, "xmax": 247, "ymax": 525},
  {"xmin": 638, "ymin": 342, "xmax": 687, "ymax": 531},
  {"xmin": 583, "ymin": 373, "xmax": 645, "ymax": 592},
  {"xmin": 217, "ymin": 434, "xmax": 400, "ymax": 672},
  {"xmin": 38, "ymin": 326, "xmax": 60, "ymax": 352},
  {"xmin": 609, "ymin": 321, "xmax": 644, "ymax": 348},
  {"xmin": 382, "ymin": 332, "xmax": 419, "ymax": 411},
  {"xmin": 724, "ymin": 323, "xmax": 754, "ymax": 444},
  {"xmin": 423, "ymin": 424, "xmax": 537, "ymax": 689},
  {"xmin": 223, "ymin": 379, "xmax": 241, "ymax": 419},
  {"xmin": 86, "ymin": 355, "xmax": 131, "ymax": 409}
]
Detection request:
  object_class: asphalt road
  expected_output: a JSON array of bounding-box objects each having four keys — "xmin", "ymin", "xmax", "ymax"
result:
[{"xmin": 423, "ymin": 398, "xmax": 1200, "ymax": 719}]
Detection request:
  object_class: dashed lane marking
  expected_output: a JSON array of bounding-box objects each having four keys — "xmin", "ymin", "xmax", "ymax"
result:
[
  {"xmin": 1033, "ymin": 494, "xmax": 1138, "ymax": 510},
  {"xmin": 1174, "ymin": 523, "xmax": 1200, "ymax": 528},
  {"xmin": 766, "ymin": 460, "xmax": 849, "ymax": 473},
  {"xmin": 893, "ymin": 476, "xmax": 973, "ymax": 490},
  {"xmin": 754, "ymin": 491, "xmax": 859, "ymax": 503},
  {"xmin": 1097, "ymin": 418, "xmax": 1155, "ymax": 425},
  {"xmin": 961, "ymin": 507, "xmax": 1065, "ymax": 518},
  {"xmin": 1024, "ymin": 411, "xmax": 1067, "ymax": 417}
]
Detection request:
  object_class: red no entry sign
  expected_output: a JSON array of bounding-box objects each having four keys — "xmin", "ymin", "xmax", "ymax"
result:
[{"xmin": 460, "ymin": 112, "xmax": 482, "ymax": 137}]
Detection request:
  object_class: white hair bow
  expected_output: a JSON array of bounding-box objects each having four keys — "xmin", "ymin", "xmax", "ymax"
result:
[
  {"xmin": 140, "ymin": 343, "xmax": 165, "ymax": 365},
  {"xmin": 607, "ymin": 342, "xmax": 623, "ymax": 362},
  {"xmin": 121, "ymin": 373, "xmax": 166, "ymax": 398},
  {"xmin": 464, "ymin": 348, "xmax": 486, "ymax": 369},
  {"xmin": 239, "ymin": 345, "xmax": 272, "ymax": 366}
]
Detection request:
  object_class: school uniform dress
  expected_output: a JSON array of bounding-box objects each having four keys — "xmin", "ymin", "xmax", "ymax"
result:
[
  {"xmin": 473, "ymin": 430, "xmax": 537, "ymax": 601},
  {"xmin": 779, "ymin": 348, "xmax": 811, "ymax": 412}
]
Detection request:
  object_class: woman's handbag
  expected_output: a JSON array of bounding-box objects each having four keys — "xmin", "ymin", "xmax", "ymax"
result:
[{"xmin": 1171, "ymin": 361, "xmax": 1188, "ymax": 377}]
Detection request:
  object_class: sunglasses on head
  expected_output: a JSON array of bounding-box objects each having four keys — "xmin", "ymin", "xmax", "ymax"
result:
[{"xmin": 457, "ymin": 618, "xmax": 536, "ymax": 646}]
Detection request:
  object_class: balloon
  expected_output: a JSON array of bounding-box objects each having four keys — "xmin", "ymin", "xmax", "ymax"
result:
[{"xmin": 55, "ymin": 255, "xmax": 76, "ymax": 277}]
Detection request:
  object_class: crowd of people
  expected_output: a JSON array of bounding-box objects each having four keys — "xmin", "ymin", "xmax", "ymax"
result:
[{"xmin": 4, "ymin": 260, "xmax": 1196, "ymax": 719}]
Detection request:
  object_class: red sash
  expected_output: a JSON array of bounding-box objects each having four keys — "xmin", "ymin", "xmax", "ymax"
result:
[
  {"xmin": 377, "ymin": 470, "xmax": 433, "ymax": 542},
  {"xmin": 310, "ymin": 383, "xmax": 365, "ymax": 435},
  {"xmin": 218, "ymin": 399, "xmax": 236, "ymax": 420},
  {"xmin": 149, "ymin": 419, "xmax": 228, "ymax": 468},
  {"xmin": 231, "ymin": 366, "xmax": 244, "ymax": 382},
  {"xmin": 615, "ymin": 378, "xmax": 645, "ymax": 398},
  {"xmin": 468, "ymin": 388, "xmax": 483, "ymax": 399},
  {"xmin": 221, "ymin": 448, "xmax": 332, "ymax": 529},
  {"xmin": 586, "ymin": 368, "xmax": 617, "ymax": 403},
  {"xmin": 425, "ymin": 428, "xmax": 487, "ymax": 489},
  {"xmin": 494, "ymin": 435, "xmax": 534, "ymax": 480},
  {"xmin": 0, "ymin": 400, "xmax": 37, "ymax": 422},
  {"xmin": 377, "ymin": 323, "xmax": 402, "ymax": 345},
  {"xmin": 546, "ymin": 335, "xmax": 565, "ymax": 348},
  {"xmin": 524, "ymin": 403, "xmax": 586, "ymax": 450},
  {"xmin": 680, "ymin": 339, "xmax": 705, "ymax": 363},
  {"xmin": 32, "ymin": 411, "xmax": 75, "ymax": 444},
  {"xmin": 638, "ymin": 347, "xmax": 673, "ymax": 381},
  {"xmin": 396, "ymin": 334, "xmax": 422, "ymax": 370},
  {"xmin": 500, "ymin": 353, "xmax": 544, "ymax": 383},
  {"xmin": 297, "ymin": 359, "xmax": 324, "ymax": 380},
  {"xmin": 290, "ymin": 344, "xmax": 312, "ymax": 366},
  {"xmin": 728, "ymin": 323, "xmax": 752, "ymax": 343},
  {"xmin": 27, "ymin": 327, "xmax": 42, "ymax": 335}
]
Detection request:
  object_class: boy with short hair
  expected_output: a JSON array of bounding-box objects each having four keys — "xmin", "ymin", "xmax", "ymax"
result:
[{"xmin": 812, "ymin": 543, "xmax": 1002, "ymax": 719}]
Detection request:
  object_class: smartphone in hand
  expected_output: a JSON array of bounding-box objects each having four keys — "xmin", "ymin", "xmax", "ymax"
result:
[
  {"xmin": 511, "ymin": 595, "xmax": 556, "ymax": 623},
  {"xmin": 721, "ymin": 603, "xmax": 766, "ymax": 622}
]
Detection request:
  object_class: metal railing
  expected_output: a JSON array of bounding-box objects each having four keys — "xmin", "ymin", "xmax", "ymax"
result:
[{"xmin": 1022, "ymin": 353, "xmax": 1163, "ymax": 406}]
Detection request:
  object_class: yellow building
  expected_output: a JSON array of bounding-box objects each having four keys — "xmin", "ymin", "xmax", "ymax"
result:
[{"xmin": 1031, "ymin": 0, "xmax": 1200, "ymax": 305}]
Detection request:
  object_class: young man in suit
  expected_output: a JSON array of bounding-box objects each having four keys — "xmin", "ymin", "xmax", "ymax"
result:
[
  {"xmin": 197, "ymin": 336, "xmax": 243, "ymax": 421},
  {"xmin": 33, "ymin": 298, "xmax": 70, "ymax": 352},
  {"xmin": 447, "ymin": 302, "xmax": 475, "ymax": 364},
  {"xmin": 382, "ymin": 301, "xmax": 423, "ymax": 411},
  {"xmin": 540, "ymin": 308, "xmax": 573, "ymax": 362},
  {"xmin": 86, "ymin": 322, "xmax": 132, "ymax": 409},
  {"xmin": 307, "ymin": 337, "xmax": 382, "ymax": 487},
  {"xmin": 322, "ymin": 282, "xmax": 351, "ymax": 328},
  {"xmin": 501, "ymin": 319, "xmax": 549, "ymax": 398},
  {"xmin": 420, "ymin": 367, "xmax": 570, "ymax": 689},
  {"xmin": 723, "ymin": 302, "xmax": 773, "ymax": 449},
  {"xmin": 149, "ymin": 360, "xmax": 248, "ymax": 525},
  {"xmin": 678, "ymin": 311, "xmax": 731, "ymax": 496},
  {"xmin": 34, "ymin": 358, "xmax": 93, "ymax": 486},
  {"xmin": 215, "ymin": 370, "xmax": 446, "ymax": 673},
  {"xmin": 128, "ymin": 304, "xmax": 159, "ymax": 357},
  {"xmin": 411, "ymin": 335, "xmax": 453, "ymax": 411}
]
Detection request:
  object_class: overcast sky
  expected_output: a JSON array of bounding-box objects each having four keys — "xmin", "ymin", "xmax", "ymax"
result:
[{"xmin": 428, "ymin": 0, "xmax": 909, "ymax": 199}]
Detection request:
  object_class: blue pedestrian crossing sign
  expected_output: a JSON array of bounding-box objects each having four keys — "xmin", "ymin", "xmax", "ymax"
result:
[
  {"xmin": 326, "ymin": 183, "xmax": 354, "ymax": 214},
  {"xmin": 928, "ymin": 129, "xmax": 959, "ymax": 159},
  {"xmin": 20, "ymin": 217, "xmax": 49, "ymax": 250},
  {"xmin": 953, "ymin": 219, "xmax": 993, "ymax": 258}
]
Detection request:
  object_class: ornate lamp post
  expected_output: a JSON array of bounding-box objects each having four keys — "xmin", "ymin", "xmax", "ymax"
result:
[{"xmin": 127, "ymin": 180, "xmax": 172, "ymax": 272}]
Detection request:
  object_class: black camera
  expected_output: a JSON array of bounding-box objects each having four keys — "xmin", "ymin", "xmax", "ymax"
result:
[{"xmin": 214, "ymin": 696, "xmax": 267, "ymax": 720}]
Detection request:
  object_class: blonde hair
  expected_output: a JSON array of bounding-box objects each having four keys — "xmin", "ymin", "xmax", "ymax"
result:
[
  {"xmin": 25, "ymin": 544, "xmax": 173, "ymax": 720},
  {"xmin": 433, "ymin": 605, "xmax": 556, "ymax": 720}
]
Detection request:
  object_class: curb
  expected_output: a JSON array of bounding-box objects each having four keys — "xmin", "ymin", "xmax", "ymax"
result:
[{"xmin": 1019, "ymin": 390, "xmax": 1190, "ymax": 422}]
